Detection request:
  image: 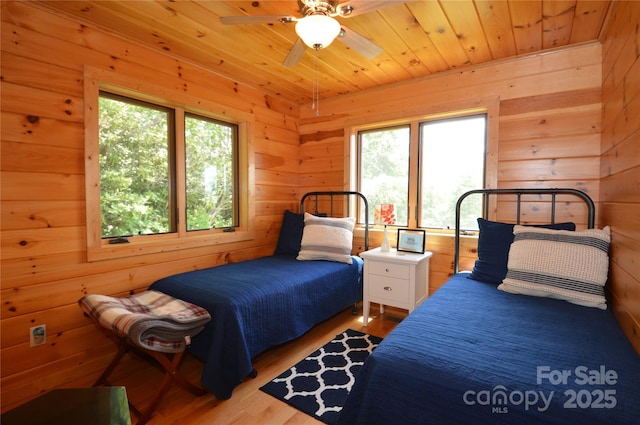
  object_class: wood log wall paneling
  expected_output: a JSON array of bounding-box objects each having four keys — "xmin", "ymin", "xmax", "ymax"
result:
[
  {"xmin": 1, "ymin": 0, "xmax": 639, "ymax": 413},
  {"xmin": 599, "ymin": 0, "xmax": 640, "ymax": 354},
  {"xmin": 0, "ymin": 1, "xmax": 300, "ymax": 411}
]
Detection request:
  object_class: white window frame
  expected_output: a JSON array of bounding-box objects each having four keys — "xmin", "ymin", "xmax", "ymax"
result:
[{"xmin": 84, "ymin": 67, "xmax": 255, "ymax": 262}]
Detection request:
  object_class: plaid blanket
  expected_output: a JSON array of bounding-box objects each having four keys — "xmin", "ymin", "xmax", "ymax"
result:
[{"xmin": 79, "ymin": 290, "xmax": 211, "ymax": 353}]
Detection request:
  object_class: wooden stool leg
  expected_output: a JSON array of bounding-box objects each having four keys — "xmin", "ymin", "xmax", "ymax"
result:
[
  {"xmin": 136, "ymin": 349, "xmax": 206, "ymax": 425},
  {"xmin": 94, "ymin": 338, "xmax": 128, "ymax": 387},
  {"xmin": 92, "ymin": 333, "xmax": 207, "ymax": 425},
  {"xmin": 147, "ymin": 350, "xmax": 207, "ymax": 396},
  {"xmin": 136, "ymin": 369, "xmax": 172, "ymax": 425}
]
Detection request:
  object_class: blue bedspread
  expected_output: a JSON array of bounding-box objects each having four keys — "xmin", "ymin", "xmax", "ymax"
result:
[
  {"xmin": 149, "ymin": 254, "xmax": 363, "ymax": 399},
  {"xmin": 339, "ymin": 273, "xmax": 640, "ymax": 425}
]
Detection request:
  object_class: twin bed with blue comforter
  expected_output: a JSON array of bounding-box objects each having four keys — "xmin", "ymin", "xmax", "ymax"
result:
[
  {"xmin": 150, "ymin": 253, "xmax": 363, "ymax": 399},
  {"xmin": 338, "ymin": 273, "xmax": 640, "ymax": 424},
  {"xmin": 338, "ymin": 189, "xmax": 640, "ymax": 424},
  {"xmin": 149, "ymin": 191, "xmax": 369, "ymax": 399}
]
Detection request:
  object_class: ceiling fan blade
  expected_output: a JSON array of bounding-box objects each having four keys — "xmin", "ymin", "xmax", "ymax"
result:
[
  {"xmin": 283, "ymin": 39, "xmax": 307, "ymax": 67},
  {"xmin": 220, "ymin": 15, "xmax": 296, "ymax": 25},
  {"xmin": 337, "ymin": 27, "xmax": 384, "ymax": 59},
  {"xmin": 337, "ymin": 1, "xmax": 398, "ymax": 18}
]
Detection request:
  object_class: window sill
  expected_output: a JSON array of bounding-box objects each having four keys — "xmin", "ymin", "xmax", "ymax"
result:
[
  {"xmin": 357, "ymin": 226, "xmax": 478, "ymax": 237},
  {"xmin": 87, "ymin": 229, "xmax": 255, "ymax": 262}
]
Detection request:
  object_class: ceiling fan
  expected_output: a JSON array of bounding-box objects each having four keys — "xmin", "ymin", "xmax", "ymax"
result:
[{"xmin": 220, "ymin": 0, "xmax": 391, "ymax": 66}]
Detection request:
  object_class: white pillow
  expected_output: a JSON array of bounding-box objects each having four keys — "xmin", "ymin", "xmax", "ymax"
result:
[
  {"xmin": 498, "ymin": 225, "xmax": 610, "ymax": 309},
  {"xmin": 297, "ymin": 213, "xmax": 355, "ymax": 264}
]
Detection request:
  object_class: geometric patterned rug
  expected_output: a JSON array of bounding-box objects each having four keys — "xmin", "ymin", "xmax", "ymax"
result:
[{"xmin": 260, "ymin": 329, "xmax": 383, "ymax": 425}]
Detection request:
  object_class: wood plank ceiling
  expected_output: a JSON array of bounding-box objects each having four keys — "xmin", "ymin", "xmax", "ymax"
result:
[{"xmin": 32, "ymin": 0, "xmax": 612, "ymax": 105}]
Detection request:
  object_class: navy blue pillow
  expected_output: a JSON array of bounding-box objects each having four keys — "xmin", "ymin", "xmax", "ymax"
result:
[
  {"xmin": 274, "ymin": 210, "xmax": 305, "ymax": 255},
  {"xmin": 468, "ymin": 218, "xmax": 576, "ymax": 284}
]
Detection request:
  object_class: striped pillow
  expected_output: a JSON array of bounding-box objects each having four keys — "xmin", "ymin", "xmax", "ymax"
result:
[
  {"xmin": 498, "ymin": 225, "xmax": 610, "ymax": 309},
  {"xmin": 297, "ymin": 213, "xmax": 355, "ymax": 264}
]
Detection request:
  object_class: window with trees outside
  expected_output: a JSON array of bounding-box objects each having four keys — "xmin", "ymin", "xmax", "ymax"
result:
[
  {"xmin": 184, "ymin": 113, "xmax": 238, "ymax": 231},
  {"xmin": 357, "ymin": 113, "xmax": 486, "ymax": 231},
  {"xmin": 98, "ymin": 93, "xmax": 238, "ymax": 239},
  {"xmin": 84, "ymin": 68, "xmax": 253, "ymax": 262},
  {"xmin": 99, "ymin": 93, "xmax": 175, "ymax": 238}
]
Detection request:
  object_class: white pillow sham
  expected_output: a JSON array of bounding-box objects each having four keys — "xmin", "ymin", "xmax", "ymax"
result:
[
  {"xmin": 297, "ymin": 213, "xmax": 355, "ymax": 264},
  {"xmin": 498, "ymin": 225, "xmax": 611, "ymax": 309}
]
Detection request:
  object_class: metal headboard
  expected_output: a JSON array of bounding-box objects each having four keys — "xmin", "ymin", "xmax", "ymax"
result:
[
  {"xmin": 454, "ymin": 188, "xmax": 596, "ymax": 273},
  {"xmin": 300, "ymin": 191, "xmax": 369, "ymax": 251}
]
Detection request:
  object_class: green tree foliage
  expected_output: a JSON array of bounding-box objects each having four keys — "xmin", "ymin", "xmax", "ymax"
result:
[
  {"xmin": 99, "ymin": 95, "xmax": 237, "ymax": 238},
  {"xmin": 185, "ymin": 115, "xmax": 236, "ymax": 230},
  {"xmin": 360, "ymin": 127, "xmax": 410, "ymax": 225},
  {"xmin": 421, "ymin": 174, "xmax": 482, "ymax": 230},
  {"xmin": 99, "ymin": 96, "xmax": 171, "ymax": 237}
]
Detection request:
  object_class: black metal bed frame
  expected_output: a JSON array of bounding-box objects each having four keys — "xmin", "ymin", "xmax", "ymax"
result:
[
  {"xmin": 299, "ymin": 191, "xmax": 369, "ymax": 251},
  {"xmin": 454, "ymin": 188, "xmax": 596, "ymax": 273}
]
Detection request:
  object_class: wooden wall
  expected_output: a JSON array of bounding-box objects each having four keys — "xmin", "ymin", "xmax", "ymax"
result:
[
  {"xmin": 1, "ymin": 0, "xmax": 638, "ymax": 413},
  {"xmin": 599, "ymin": 0, "xmax": 640, "ymax": 353},
  {"xmin": 0, "ymin": 2, "xmax": 300, "ymax": 411}
]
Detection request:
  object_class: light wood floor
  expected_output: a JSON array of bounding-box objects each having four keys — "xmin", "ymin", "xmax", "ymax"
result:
[{"xmin": 111, "ymin": 303, "xmax": 407, "ymax": 425}]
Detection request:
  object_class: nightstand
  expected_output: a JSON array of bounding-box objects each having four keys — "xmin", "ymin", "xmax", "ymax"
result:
[{"xmin": 360, "ymin": 247, "xmax": 433, "ymax": 326}]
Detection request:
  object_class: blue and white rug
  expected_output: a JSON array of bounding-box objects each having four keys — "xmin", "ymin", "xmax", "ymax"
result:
[{"xmin": 260, "ymin": 329, "xmax": 383, "ymax": 424}]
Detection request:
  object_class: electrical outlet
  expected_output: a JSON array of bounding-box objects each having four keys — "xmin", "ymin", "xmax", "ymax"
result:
[{"xmin": 30, "ymin": 324, "xmax": 46, "ymax": 347}]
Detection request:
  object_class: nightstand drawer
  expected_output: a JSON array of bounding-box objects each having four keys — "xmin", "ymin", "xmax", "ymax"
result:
[
  {"xmin": 367, "ymin": 262, "xmax": 410, "ymax": 280},
  {"xmin": 368, "ymin": 275, "xmax": 409, "ymax": 304}
]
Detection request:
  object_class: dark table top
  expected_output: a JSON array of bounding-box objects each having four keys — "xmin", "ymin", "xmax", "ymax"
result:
[{"xmin": 2, "ymin": 387, "xmax": 131, "ymax": 425}]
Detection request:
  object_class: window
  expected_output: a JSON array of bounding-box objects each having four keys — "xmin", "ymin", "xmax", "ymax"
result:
[
  {"xmin": 84, "ymin": 68, "xmax": 254, "ymax": 261},
  {"xmin": 420, "ymin": 115, "xmax": 486, "ymax": 230},
  {"xmin": 98, "ymin": 93, "xmax": 238, "ymax": 238},
  {"xmin": 356, "ymin": 112, "xmax": 487, "ymax": 231},
  {"xmin": 185, "ymin": 113, "xmax": 238, "ymax": 231},
  {"xmin": 358, "ymin": 126, "xmax": 410, "ymax": 226},
  {"xmin": 99, "ymin": 93, "xmax": 175, "ymax": 238}
]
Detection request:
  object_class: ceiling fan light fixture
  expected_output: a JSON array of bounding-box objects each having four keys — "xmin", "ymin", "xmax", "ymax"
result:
[{"xmin": 295, "ymin": 14, "xmax": 341, "ymax": 50}]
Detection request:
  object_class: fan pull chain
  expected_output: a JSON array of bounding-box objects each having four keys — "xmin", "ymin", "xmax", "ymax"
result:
[
  {"xmin": 311, "ymin": 53, "xmax": 316, "ymax": 111},
  {"xmin": 312, "ymin": 50, "xmax": 320, "ymax": 117}
]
